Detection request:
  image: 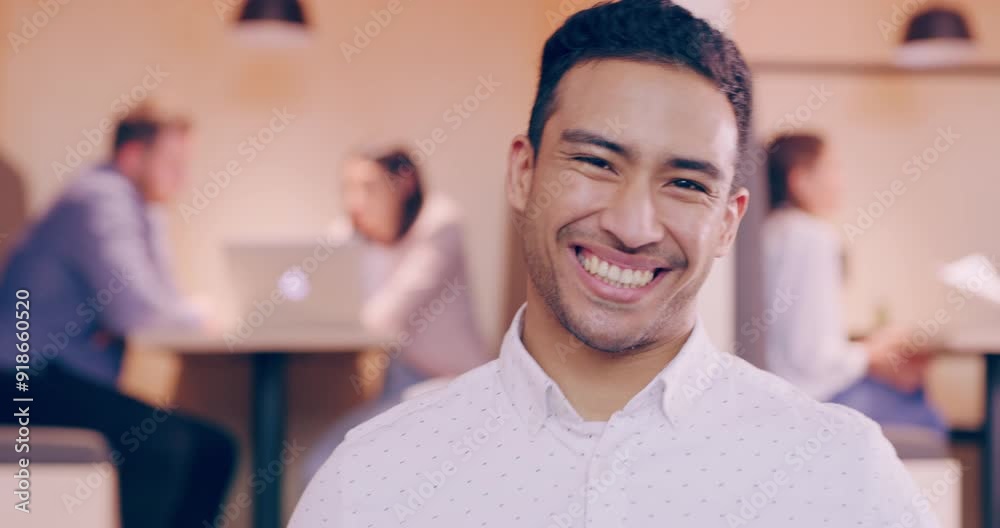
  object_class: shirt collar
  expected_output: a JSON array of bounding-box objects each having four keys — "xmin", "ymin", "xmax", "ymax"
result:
[{"xmin": 498, "ymin": 304, "xmax": 717, "ymax": 435}]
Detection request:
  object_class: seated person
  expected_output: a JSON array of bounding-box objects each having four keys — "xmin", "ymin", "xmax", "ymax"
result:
[
  {"xmin": 0, "ymin": 106, "xmax": 237, "ymax": 528},
  {"xmin": 762, "ymin": 132, "xmax": 945, "ymax": 433},
  {"xmin": 303, "ymin": 145, "xmax": 491, "ymax": 479}
]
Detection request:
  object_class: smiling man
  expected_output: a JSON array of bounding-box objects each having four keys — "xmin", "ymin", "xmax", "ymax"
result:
[{"xmin": 290, "ymin": 1, "xmax": 938, "ymax": 527}]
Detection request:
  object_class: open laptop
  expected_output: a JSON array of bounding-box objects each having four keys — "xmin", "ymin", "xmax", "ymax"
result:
[{"xmin": 223, "ymin": 238, "xmax": 364, "ymax": 329}]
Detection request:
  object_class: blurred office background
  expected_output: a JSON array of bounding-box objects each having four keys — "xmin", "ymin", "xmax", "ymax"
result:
[{"xmin": 2, "ymin": 1, "xmax": 999, "ymax": 527}]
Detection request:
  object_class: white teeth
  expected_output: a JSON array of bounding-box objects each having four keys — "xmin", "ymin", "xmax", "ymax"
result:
[{"xmin": 577, "ymin": 251, "xmax": 655, "ymax": 289}]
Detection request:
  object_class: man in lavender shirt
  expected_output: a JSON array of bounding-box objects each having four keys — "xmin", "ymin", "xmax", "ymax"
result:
[{"xmin": 0, "ymin": 107, "xmax": 236, "ymax": 528}]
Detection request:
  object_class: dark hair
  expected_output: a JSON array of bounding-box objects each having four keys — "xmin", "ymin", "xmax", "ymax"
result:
[
  {"xmin": 113, "ymin": 104, "xmax": 191, "ymax": 155},
  {"xmin": 527, "ymin": 0, "xmax": 753, "ymax": 184},
  {"xmin": 765, "ymin": 133, "xmax": 825, "ymax": 210},
  {"xmin": 354, "ymin": 145, "xmax": 425, "ymax": 240}
]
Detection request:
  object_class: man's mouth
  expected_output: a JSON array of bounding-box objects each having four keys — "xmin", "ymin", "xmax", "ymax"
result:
[{"xmin": 571, "ymin": 245, "xmax": 668, "ymax": 294}]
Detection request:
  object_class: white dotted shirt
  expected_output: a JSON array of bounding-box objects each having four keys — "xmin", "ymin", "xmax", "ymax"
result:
[{"xmin": 290, "ymin": 306, "xmax": 939, "ymax": 528}]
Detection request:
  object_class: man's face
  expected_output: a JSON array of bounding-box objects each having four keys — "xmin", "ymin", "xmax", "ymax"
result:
[
  {"xmin": 507, "ymin": 60, "xmax": 748, "ymax": 354},
  {"xmin": 138, "ymin": 129, "xmax": 191, "ymax": 203}
]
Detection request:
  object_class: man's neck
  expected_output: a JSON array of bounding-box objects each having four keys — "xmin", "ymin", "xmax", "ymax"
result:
[{"xmin": 520, "ymin": 290, "xmax": 694, "ymax": 422}]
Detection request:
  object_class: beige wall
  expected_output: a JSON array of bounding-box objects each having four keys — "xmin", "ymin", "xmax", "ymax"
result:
[
  {"xmin": 732, "ymin": 0, "xmax": 1000, "ymax": 428},
  {"xmin": 733, "ymin": 0, "xmax": 1000, "ymax": 63}
]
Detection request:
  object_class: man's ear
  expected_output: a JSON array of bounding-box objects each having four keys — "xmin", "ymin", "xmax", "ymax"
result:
[
  {"xmin": 715, "ymin": 186, "xmax": 749, "ymax": 258},
  {"xmin": 506, "ymin": 135, "xmax": 535, "ymax": 213}
]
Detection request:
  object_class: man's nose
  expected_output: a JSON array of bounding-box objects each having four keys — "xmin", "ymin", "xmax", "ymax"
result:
[{"xmin": 597, "ymin": 180, "xmax": 664, "ymax": 249}]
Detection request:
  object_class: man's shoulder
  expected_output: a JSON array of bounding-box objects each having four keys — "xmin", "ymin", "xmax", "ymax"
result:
[
  {"xmin": 732, "ymin": 368, "xmax": 927, "ymax": 521},
  {"xmin": 707, "ymin": 356, "xmax": 911, "ymax": 480},
  {"xmin": 339, "ymin": 359, "xmax": 502, "ymax": 449},
  {"xmin": 54, "ymin": 168, "xmax": 147, "ymax": 233},
  {"xmin": 705, "ymin": 351, "xmax": 883, "ymax": 435},
  {"xmin": 46, "ymin": 167, "xmax": 138, "ymax": 221},
  {"xmin": 62, "ymin": 165, "xmax": 132, "ymax": 198}
]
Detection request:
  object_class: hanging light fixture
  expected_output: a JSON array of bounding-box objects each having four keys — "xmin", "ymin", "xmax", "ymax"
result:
[
  {"xmin": 234, "ymin": 0, "xmax": 309, "ymax": 49},
  {"xmin": 895, "ymin": 7, "xmax": 975, "ymax": 68}
]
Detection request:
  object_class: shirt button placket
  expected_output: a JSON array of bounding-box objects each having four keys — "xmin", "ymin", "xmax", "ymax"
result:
[{"xmin": 585, "ymin": 416, "xmax": 630, "ymax": 528}]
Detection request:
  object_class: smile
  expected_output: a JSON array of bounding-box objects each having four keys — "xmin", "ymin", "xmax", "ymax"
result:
[
  {"xmin": 569, "ymin": 245, "xmax": 669, "ymax": 303},
  {"xmin": 577, "ymin": 250, "xmax": 655, "ymax": 288}
]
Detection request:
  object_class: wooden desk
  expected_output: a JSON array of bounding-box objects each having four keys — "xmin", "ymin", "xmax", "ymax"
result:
[
  {"xmin": 132, "ymin": 325, "xmax": 387, "ymax": 528},
  {"xmin": 941, "ymin": 329, "xmax": 1000, "ymax": 528}
]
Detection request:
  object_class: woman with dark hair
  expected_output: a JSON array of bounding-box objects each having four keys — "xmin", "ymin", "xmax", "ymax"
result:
[
  {"xmin": 761, "ymin": 132, "xmax": 945, "ymax": 433},
  {"xmin": 304, "ymin": 145, "xmax": 490, "ymax": 478}
]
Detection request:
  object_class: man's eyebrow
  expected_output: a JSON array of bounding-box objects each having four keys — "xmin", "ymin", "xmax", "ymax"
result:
[
  {"xmin": 666, "ymin": 157, "xmax": 723, "ymax": 181},
  {"xmin": 560, "ymin": 128, "xmax": 632, "ymax": 160}
]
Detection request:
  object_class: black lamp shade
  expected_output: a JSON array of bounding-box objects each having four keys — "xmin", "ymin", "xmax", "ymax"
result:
[
  {"xmin": 896, "ymin": 6, "xmax": 976, "ymax": 68},
  {"xmin": 903, "ymin": 7, "xmax": 972, "ymax": 43},
  {"xmin": 238, "ymin": 0, "xmax": 307, "ymax": 27}
]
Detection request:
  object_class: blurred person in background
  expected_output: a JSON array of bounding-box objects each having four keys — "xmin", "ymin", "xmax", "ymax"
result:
[
  {"xmin": 762, "ymin": 132, "xmax": 946, "ymax": 433},
  {"xmin": 0, "ymin": 106, "xmax": 237, "ymax": 527},
  {"xmin": 303, "ymin": 145, "xmax": 490, "ymax": 480}
]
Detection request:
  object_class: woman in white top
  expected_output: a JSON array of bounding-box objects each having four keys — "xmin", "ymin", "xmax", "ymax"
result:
[
  {"xmin": 761, "ymin": 133, "xmax": 945, "ymax": 433},
  {"xmin": 305, "ymin": 145, "xmax": 491, "ymax": 478}
]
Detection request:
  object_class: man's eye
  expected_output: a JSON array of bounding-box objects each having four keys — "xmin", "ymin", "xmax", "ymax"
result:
[
  {"xmin": 572, "ymin": 156, "xmax": 612, "ymax": 171},
  {"xmin": 669, "ymin": 179, "xmax": 708, "ymax": 193}
]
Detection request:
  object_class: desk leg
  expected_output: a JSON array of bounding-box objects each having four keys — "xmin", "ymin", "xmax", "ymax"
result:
[
  {"xmin": 986, "ymin": 355, "xmax": 1000, "ymax": 528},
  {"xmin": 252, "ymin": 353, "xmax": 287, "ymax": 528}
]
